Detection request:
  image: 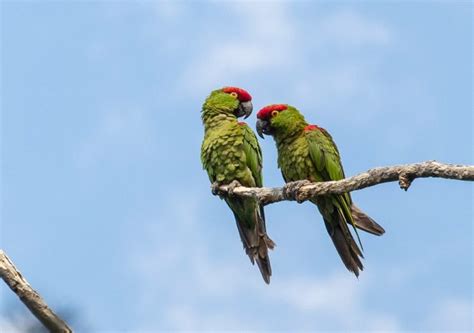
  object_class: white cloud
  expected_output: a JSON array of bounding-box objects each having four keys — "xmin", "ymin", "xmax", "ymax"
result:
[
  {"xmin": 164, "ymin": 303, "xmax": 250, "ymax": 331},
  {"xmin": 124, "ymin": 5, "xmax": 402, "ymax": 330},
  {"xmin": 0, "ymin": 316, "xmax": 33, "ymax": 333},
  {"xmin": 270, "ymin": 274, "xmax": 358, "ymax": 312},
  {"xmin": 180, "ymin": 1, "xmax": 298, "ymax": 94},
  {"xmin": 74, "ymin": 107, "xmax": 154, "ymax": 168},
  {"xmin": 175, "ymin": 4, "xmax": 393, "ymax": 121},
  {"xmin": 425, "ymin": 298, "xmax": 473, "ymax": 331},
  {"xmin": 126, "ymin": 190, "xmax": 401, "ymax": 331},
  {"xmin": 0, "ymin": 319, "xmax": 19, "ymax": 333},
  {"xmin": 286, "ymin": 9, "xmax": 393, "ymax": 117},
  {"xmin": 265, "ymin": 272, "xmax": 400, "ymax": 330},
  {"xmin": 151, "ymin": 1, "xmax": 185, "ymax": 21},
  {"xmin": 315, "ymin": 9, "xmax": 392, "ymax": 48}
]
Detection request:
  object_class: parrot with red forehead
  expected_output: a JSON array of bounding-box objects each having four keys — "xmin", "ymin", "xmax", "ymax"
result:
[
  {"xmin": 201, "ymin": 87, "xmax": 275, "ymax": 284},
  {"xmin": 256, "ymin": 104, "xmax": 384, "ymax": 276}
]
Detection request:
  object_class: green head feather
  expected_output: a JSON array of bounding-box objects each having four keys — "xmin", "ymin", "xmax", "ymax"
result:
[
  {"xmin": 257, "ymin": 104, "xmax": 308, "ymax": 142},
  {"xmin": 201, "ymin": 89, "xmax": 240, "ymax": 125}
]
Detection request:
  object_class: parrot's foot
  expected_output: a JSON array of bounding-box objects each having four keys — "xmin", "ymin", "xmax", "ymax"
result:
[
  {"xmin": 226, "ymin": 180, "xmax": 242, "ymax": 197},
  {"xmin": 283, "ymin": 180, "xmax": 312, "ymax": 203},
  {"xmin": 211, "ymin": 182, "xmax": 226, "ymax": 199},
  {"xmin": 398, "ymin": 173, "xmax": 413, "ymax": 191}
]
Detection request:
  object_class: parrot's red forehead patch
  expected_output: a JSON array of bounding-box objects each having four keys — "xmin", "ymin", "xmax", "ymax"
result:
[
  {"xmin": 257, "ymin": 104, "xmax": 288, "ymax": 119},
  {"xmin": 222, "ymin": 87, "xmax": 252, "ymax": 102}
]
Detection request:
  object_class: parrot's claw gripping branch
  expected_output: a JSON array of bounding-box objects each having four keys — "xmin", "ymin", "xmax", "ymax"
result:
[
  {"xmin": 216, "ymin": 161, "xmax": 474, "ymax": 205},
  {"xmin": 211, "ymin": 182, "xmax": 227, "ymax": 199},
  {"xmin": 283, "ymin": 180, "xmax": 313, "ymax": 203},
  {"xmin": 226, "ymin": 180, "xmax": 242, "ymax": 197},
  {"xmin": 398, "ymin": 173, "xmax": 413, "ymax": 191}
]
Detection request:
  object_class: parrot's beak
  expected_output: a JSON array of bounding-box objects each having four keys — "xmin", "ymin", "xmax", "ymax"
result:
[
  {"xmin": 256, "ymin": 118, "xmax": 270, "ymax": 139},
  {"xmin": 242, "ymin": 101, "xmax": 253, "ymax": 119},
  {"xmin": 236, "ymin": 101, "xmax": 253, "ymax": 119}
]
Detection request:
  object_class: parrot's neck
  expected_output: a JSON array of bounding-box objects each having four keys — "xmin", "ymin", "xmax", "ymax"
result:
[
  {"xmin": 273, "ymin": 120, "xmax": 307, "ymax": 146},
  {"xmin": 202, "ymin": 108, "xmax": 238, "ymax": 132}
]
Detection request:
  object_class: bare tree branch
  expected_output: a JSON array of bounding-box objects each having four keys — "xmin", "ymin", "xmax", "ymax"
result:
[
  {"xmin": 217, "ymin": 161, "xmax": 474, "ymax": 205},
  {"xmin": 0, "ymin": 250, "xmax": 73, "ymax": 333}
]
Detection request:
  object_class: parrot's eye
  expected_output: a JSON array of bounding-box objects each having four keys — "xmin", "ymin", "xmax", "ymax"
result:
[
  {"xmin": 230, "ymin": 92, "xmax": 238, "ymax": 98},
  {"xmin": 271, "ymin": 110, "xmax": 279, "ymax": 117}
]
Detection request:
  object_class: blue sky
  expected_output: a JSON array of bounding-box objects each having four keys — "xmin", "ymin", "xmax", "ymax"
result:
[{"xmin": 1, "ymin": 1, "xmax": 472, "ymax": 332}]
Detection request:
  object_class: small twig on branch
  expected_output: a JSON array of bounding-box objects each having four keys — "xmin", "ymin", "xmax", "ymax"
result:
[
  {"xmin": 0, "ymin": 249, "xmax": 73, "ymax": 333},
  {"xmin": 217, "ymin": 161, "xmax": 474, "ymax": 205}
]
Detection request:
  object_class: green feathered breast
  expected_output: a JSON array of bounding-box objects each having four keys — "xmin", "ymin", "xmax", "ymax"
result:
[{"xmin": 201, "ymin": 121, "xmax": 261, "ymax": 188}]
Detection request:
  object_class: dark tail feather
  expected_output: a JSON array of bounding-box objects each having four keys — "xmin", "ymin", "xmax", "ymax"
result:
[
  {"xmin": 324, "ymin": 212, "xmax": 364, "ymax": 277},
  {"xmin": 351, "ymin": 204, "xmax": 385, "ymax": 236},
  {"xmin": 256, "ymin": 258, "xmax": 271, "ymax": 284},
  {"xmin": 255, "ymin": 206, "xmax": 274, "ymax": 284},
  {"xmin": 230, "ymin": 198, "xmax": 275, "ymax": 284},
  {"xmin": 255, "ymin": 233, "xmax": 275, "ymax": 284},
  {"xmin": 243, "ymin": 226, "xmax": 274, "ymax": 284}
]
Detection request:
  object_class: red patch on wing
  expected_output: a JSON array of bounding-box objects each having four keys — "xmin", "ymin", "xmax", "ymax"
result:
[
  {"xmin": 222, "ymin": 87, "xmax": 252, "ymax": 102},
  {"xmin": 304, "ymin": 124, "xmax": 321, "ymax": 131},
  {"xmin": 238, "ymin": 122, "xmax": 246, "ymax": 126},
  {"xmin": 257, "ymin": 104, "xmax": 288, "ymax": 119}
]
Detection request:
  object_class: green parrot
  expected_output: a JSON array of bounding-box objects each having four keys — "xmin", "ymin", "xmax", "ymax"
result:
[
  {"xmin": 256, "ymin": 104, "xmax": 384, "ymax": 276},
  {"xmin": 201, "ymin": 87, "xmax": 275, "ymax": 284}
]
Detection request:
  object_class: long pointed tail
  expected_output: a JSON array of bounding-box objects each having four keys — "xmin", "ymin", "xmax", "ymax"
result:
[
  {"xmin": 322, "ymin": 204, "xmax": 364, "ymax": 277},
  {"xmin": 241, "ymin": 215, "xmax": 275, "ymax": 284},
  {"xmin": 254, "ymin": 231, "xmax": 275, "ymax": 284},
  {"xmin": 251, "ymin": 206, "xmax": 275, "ymax": 284},
  {"xmin": 229, "ymin": 198, "xmax": 275, "ymax": 284},
  {"xmin": 351, "ymin": 204, "xmax": 385, "ymax": 236}
]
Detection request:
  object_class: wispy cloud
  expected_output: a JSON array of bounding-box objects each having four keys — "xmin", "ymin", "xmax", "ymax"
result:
[
  {"xmin": 74, "ymin": 106, "xmax": 154, "ymax": 168},
  {"xmin": 125, "ymin": 6, "xmax": 402, "ymax": 330},
  {"xmin": 174, "ymin": 4, "xmax": 393, "ymax": 120},
  {"xmin": 425, "ymin": 298, "xmax": 473, "ymax": 331},
  {"xmin": 126, "ymin": 190, "xmax": 400, "ymax": 331},
  {"xmin": 266, "ymin": 273, "xmax": 400, "ymax": 330},
  {"xmin": 315, "ymin": 9, "xmax": 392, "ymax": 48},
  {"xmin": 179, "ymin": 1, "xmax": 298, "ymax": 94},
  {"xmin": 0, "ymin": 315, "xmax": 35, "ymax": 333},
  {"xmin": 151, "ymin": 0, "xmax": 186, "ymax": 21},
  {"xmin": 288, "ymin": 9, "xmax": 394, "ymax": 117}
]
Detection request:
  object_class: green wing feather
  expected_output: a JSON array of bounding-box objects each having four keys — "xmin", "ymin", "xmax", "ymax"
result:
[
  {"xmin": 240, "ymin": 123, "xmax": 267, "ymax": 231},
  {"xmin": 305, "ymin": 128, "xmax": 363, "ymax": 249},
  {"xmin": 241, "ymin": 123, "xmax": 263, "ymax": 187}
]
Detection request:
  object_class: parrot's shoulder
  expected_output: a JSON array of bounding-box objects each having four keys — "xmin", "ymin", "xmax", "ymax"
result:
[
  {"xmin": 304, "ymin": 124, "xmax": 339, "ymax": 152},
  {"xmin": 303, "ymin": 124, "xmax": 327, "ymax": 138},
  {"xmin": 303, "ymin": 123, "xmax": 345, "ymax": 181}
]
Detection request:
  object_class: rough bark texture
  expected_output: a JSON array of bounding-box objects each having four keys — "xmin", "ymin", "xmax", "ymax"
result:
[
  {"xmin": 0, "ymin": 250, "xmax": 73, "ymax": 332},
  {"xmin": 217, "ymin": 161, "xmax": 474, "ymax": 205}
]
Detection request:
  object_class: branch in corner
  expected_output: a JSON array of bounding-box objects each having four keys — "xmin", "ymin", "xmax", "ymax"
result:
[
  {"xmin": 217, "ymin": 161, "xmax": 474, "ymax": 206},
  {"xmin": 0, "ymin": 250, "xmax": 73, "ymax": 333}
]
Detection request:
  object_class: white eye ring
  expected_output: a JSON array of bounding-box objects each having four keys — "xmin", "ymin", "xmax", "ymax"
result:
[
  {"xmin": 230, "ymin": 92, "xmax": 238, "ymax": 98},
  {"xmin": 271, "ymin": 110, "xmax": 279, "ymax": 117}
]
